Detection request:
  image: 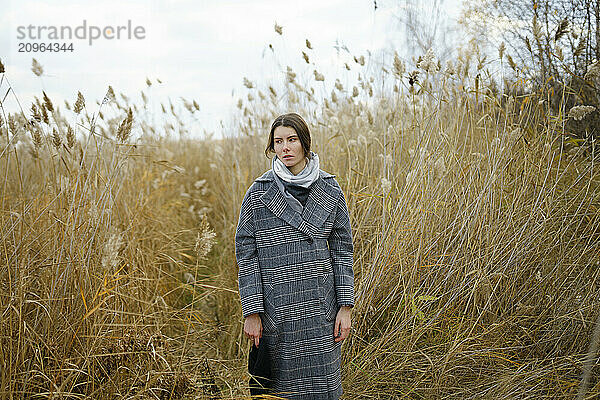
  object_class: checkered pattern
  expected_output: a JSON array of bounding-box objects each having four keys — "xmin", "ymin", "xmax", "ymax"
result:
[{"xmin": 235, "ymin": 169, "xmax": 355, "ymax": 400}]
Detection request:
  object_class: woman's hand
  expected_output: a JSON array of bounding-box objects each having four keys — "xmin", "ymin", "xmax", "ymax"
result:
[
  {"xmin": 244, "ymin": 313, "xmax": 263, "ymax": 347},
  {"xmin": 334, "ymin": 306, "xmax": 352, "ymax": 342}
]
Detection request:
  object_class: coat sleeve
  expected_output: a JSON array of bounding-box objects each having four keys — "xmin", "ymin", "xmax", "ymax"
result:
[
  {"xmin": 235, "ymin": 186, "xmax": 264, "ymax": 318},
  {"xmin": 327, "ymin": 184, "xmax": 355, "ymax": 308}
]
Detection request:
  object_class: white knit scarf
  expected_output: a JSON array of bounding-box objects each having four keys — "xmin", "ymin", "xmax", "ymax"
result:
[{"xmin": 271, "ymin": 151, "xmax": 320, "ymax": 212}]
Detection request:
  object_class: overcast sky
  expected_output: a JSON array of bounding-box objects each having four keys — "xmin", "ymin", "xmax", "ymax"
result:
[{"xmin": 1, "ymin": 0, "xmax": 461, "ymax": 138}]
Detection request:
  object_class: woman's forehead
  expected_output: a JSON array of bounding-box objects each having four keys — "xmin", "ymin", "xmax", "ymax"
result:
[{"xmin": 273, "ymin": 126, "xmax": 297, "ymax": 138}]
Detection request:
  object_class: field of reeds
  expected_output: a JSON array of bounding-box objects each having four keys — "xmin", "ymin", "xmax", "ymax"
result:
[{"xmin": 1, "ymin": 38, "xmax": 600, "ymax": 399}]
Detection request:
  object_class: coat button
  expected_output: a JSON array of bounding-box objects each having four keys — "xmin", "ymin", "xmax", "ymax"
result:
[{"xmin": 306, "ymin": 237, "xmax": 313, "ymax": 244}]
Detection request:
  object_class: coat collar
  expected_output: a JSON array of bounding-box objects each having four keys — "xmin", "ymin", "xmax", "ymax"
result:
[{"xmin": 257, "ymin": 169, "xmax": 339, "ymax": 241}]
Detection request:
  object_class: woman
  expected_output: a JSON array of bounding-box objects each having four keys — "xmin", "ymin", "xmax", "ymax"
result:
[{"xmin": 235, "ymin": 112, "xmax": 355, "ymax": 399}]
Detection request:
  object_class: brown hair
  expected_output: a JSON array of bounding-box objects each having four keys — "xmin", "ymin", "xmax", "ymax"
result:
[{"xmin": 264, "ymin": 112, "xmax": 312, "ymax": 159}]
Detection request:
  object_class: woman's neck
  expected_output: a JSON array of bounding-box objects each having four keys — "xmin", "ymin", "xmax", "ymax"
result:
[{"xmin": 289, "ymin": 157, "xmax": 307, "ymax": 175}]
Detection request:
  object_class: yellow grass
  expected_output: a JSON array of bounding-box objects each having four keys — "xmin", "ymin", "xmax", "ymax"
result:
[{"xmin": 1, "ymin": 42, "xmax": 599, "ymax": 399}]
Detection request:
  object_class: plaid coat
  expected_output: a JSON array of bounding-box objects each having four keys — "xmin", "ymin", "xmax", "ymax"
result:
[{"xmin": 235, "ymin": 168, "xmax": 355, "ymax": 400}]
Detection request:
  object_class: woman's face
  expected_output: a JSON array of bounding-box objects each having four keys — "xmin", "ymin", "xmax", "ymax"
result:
[{"xmin": 273, "ymin": 126, "xmax": 306, "ymax": 172}]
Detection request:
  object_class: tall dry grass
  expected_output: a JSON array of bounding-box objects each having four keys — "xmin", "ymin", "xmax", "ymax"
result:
[
  {"xmin": 0, "ymin": 80, "xmax": 225, "ymax": 398},
  {"xmin": 207, "ymin": 44, "xmax": 600, "ymax": 398},
  {"xmin": 1, "ymin": 38, "xmax": 600, "ymax": 400}
]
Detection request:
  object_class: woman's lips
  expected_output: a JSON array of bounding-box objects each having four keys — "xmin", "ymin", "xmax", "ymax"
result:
[{"xmin": 283, "ymin": 155, "xmax": 293, "ymax": 159}]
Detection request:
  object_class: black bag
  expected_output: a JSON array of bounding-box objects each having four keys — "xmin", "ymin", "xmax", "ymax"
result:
[{"xmin": 248, "ymin": 339, "xmax": 272, "ymax": 395}]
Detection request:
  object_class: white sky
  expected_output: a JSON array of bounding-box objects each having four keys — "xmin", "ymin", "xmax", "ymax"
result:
[{"xmin": 1, "ymin": 0, "xmax": 461, "ymax": 138}]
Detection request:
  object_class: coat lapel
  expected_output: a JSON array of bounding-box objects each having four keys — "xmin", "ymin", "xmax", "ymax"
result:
[{"xmin": 258, "ymin": 170, "xmax": 339, "ymax": 241}]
